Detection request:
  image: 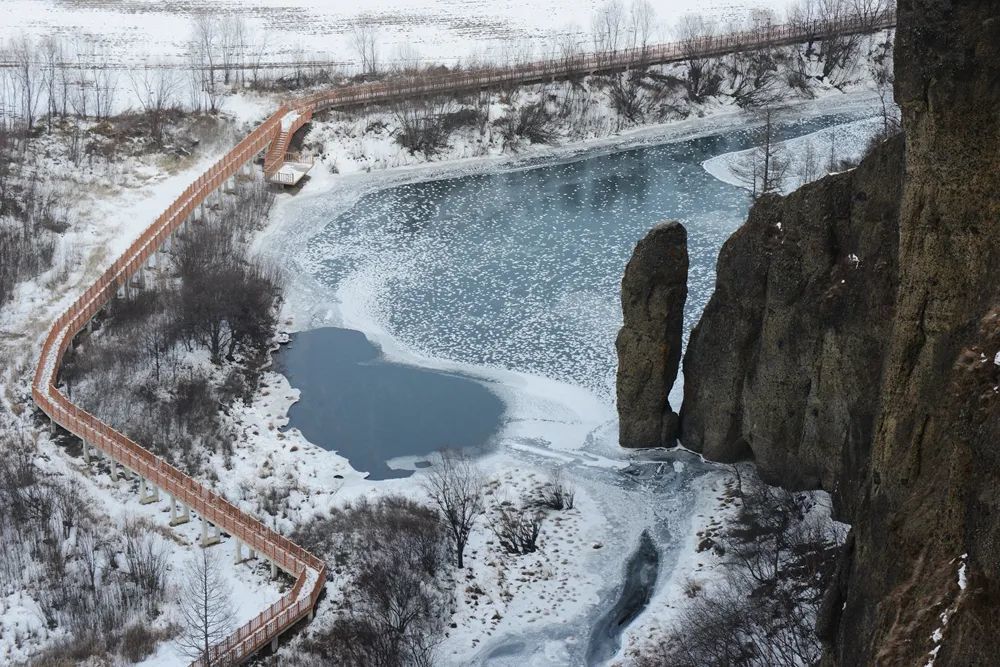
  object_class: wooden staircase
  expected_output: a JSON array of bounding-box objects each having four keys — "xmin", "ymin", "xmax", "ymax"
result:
[{"xmin": 264, "ymin": 107, "xmax": 314, "ymax": 180}]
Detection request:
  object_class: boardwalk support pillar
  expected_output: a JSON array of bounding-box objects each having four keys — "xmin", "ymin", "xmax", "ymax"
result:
[
  {"xmin": 201, "ymin": 519, "xmax": 221, "ymax": 547},
  {"xmin": 82, "ymin": 439, "xmax": 90, "ymax": 464},
  {"xmin": 139, "ymin": 478, "xmax": 159, "ymax": 505},
  {"xmin": 234, "ymin": 538, "xmax": 243, "ymax": 565},
  {"xmin": 169, "ymin": 497, "xmax": 191, "ymax": 526}
]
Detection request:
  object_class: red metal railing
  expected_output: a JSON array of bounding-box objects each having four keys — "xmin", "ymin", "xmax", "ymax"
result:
[{"xmin": 31, "ymin": 10, "xmax": 894, "ymax": 665}]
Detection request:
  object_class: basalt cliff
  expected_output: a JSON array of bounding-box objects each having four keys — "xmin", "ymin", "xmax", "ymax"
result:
[{"xmin": 616, "ymin": 0, "xmax": 1000, "ymax": 663}]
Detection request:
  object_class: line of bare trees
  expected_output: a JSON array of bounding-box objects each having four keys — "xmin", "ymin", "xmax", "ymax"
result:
[{"xmin": 0, "ymin": 434, "xmax": 175, "ymax": 664}]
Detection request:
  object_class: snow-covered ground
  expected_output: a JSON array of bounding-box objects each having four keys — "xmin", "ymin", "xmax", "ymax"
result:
[
  {"xmin": 0, "ymin": 16, "xmax": 894, "ymax": 660},
  {"xmin": 0, "ymin": 103, "xmax": 285, "ymax": 664},
  {"xmin": 2, "ymin": 0, "xmax": 795, "ymax": 70}
]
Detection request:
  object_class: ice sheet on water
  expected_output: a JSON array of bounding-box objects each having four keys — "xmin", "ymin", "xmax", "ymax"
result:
[{"xmin": 293, "ymin": 113, "xmax": 873, "ymax": 403}]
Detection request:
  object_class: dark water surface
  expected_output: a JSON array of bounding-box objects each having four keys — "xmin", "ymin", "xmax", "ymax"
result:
[{"xmin": 275, "ymin": 327, "xmax": 504, "ymax": 479}]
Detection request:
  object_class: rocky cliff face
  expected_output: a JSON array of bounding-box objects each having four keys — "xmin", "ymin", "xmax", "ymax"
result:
[
  {"xmin": 616, "ymin": 1, "xmax": 1000, "ymax": 662},
  {"xmin": 616, "ymin": 221, "xmax": 687, "ymax": 448},
  {"xmin": 680, "ymin": 136, "xmax": 903, "ymax": 511},
  {"xmin": 826, "ymin": 1, "xmax": 1000, "ymax": 664}
]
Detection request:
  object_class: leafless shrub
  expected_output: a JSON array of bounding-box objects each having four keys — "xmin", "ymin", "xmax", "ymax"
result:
[
  {"xmin": 122, "ymin": 519, "xmax": 170, "ymax": 605},
  {"xmin": 498, "ymin": 101, "xmax": 556, "ymax": 149},
  {"xmin": 536, "ymin": 471, "xmax": 575, "ymax": 511},
  {"xmin": 393, "ymin": 97, "xmax": 455, "ymax": 156},
  {"xmin": 606, "ymin": 70, "xmax": 651, "ymax": 122},
  {"xmin": 675, "ymin": 15, "xmax": 723, "ymax": 101},
  {"xmin": 293, "ymin": 495, "xmax": 450, "ymax": 666},
  {"xmin": 490, "ymin": 501, "xmax": 543, "ymax": 555}
]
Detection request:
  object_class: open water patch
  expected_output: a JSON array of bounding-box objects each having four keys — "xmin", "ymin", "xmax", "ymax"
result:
[
  {"xmin": 586, "ymin": 530, "xmax": 661, "ymax": 664},
  {"xmin": 275, "ymin": 327, "xmax": 504, "ymax": 479}
]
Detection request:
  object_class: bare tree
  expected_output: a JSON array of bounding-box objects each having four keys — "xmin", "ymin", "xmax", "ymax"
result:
[
  {"xmin": 128, "ymin": 64, "xmax": 179, "ymax": 146},
  {"xmin": 732, "ymin": 107, "xmax": 789, "ymax": 199},
  {"xmin": 851, "ymin": 0, "xmax": 893, "ymax": 30},
  {"xmin": 177, "ymin": 550, "xmax": 236, "ymax": 665},
  {"xmin": 816, "ymin": 0, "xmax": 864, "ymax": 82},
  {"xmin": 797, "ymin": 139, "xmax": 821, "ymax": 185},
  {"xmin": 421, "ymin": 450, "xmax": 485, "ymax": 568},
  {"xmin": 787, "ymin": 0, "xmax": 822, "ymax": 57},
  {"xmin": 8, "ymin": 35, "xmax": 44, "ymax": 129},
  {"xmin": 592, "ymin": 0, "xmax": 626, "ymax": 64},
  {"xmin": 350, "ymin": 19, "xmax": 380, "ymax": 76},
  {"xmin": 191, "ymin": 13, "xmax": 223, "ymax": 112},
  {"xmin": 627, "ymin": 0, "xmax": 656, "ymax": 59},
  {"xmin": 675, "ymin": 14, "xmax": 721, "ymax": 101},
  {"xmin": 725, "ymin": 10, "xmax": 784, "ymax": 108}
]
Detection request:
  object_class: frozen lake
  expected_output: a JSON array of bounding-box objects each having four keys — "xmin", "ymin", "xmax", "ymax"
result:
[
  {"xmin": 262, "ymin": 104, "xmax": 878, "ymax": 664},
  {"xmin": 282, "ymin": 111, "xmax": 870, "ymax": 408},
  {"xmin": 274, "ymin": 326, "xmax": 503, "ymax": 479}
]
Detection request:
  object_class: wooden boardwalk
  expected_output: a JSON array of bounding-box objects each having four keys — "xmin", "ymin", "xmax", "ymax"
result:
[{"xmin": 32, "ymin": 9, "xmax": 894, "ymax": 665}]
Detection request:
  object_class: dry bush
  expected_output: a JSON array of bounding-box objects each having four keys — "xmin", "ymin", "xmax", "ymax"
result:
[
  {"xmin": 293, "ymin": 495, "xmax": 451, "ymax": 666},
  {"xmin": 535, "ymin": 470, "xmax": 575, "ymax": 511},
  {"xmin": 393, "ymin": 97, "xmax": 456, "ymax": 156},
  {"xmin": 497, "ymin": 101, "xmax": 556, "ymax": 149},
  {"xmin": 1, "ymin": 435, "xmax": 174, "ymax": 665},
  {"xmin": 490, "ymin": 501, "xmax": 543, "ymax": 555}
]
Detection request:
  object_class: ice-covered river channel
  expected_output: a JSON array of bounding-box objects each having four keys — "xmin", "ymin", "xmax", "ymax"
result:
[{"xmin": 263, "ymin": 103, "xmax": 879, "ymax": 665}]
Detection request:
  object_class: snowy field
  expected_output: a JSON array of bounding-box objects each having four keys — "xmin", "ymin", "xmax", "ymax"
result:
[{"xmin": 2, "ymin": 0, "xmax": 795, "ymax": 69}]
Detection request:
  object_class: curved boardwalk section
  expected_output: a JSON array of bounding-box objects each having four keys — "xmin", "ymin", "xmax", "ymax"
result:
[{"xmin": 31, "ymin": 9, "xmax": 894, "ymax": 665}]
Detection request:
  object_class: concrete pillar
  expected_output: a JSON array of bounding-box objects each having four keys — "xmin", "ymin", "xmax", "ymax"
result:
[
  {"xmin": 271, "ymin": 561, "xmax": 278, "ymax": 579},
  {"xmin": 201, "ymin": 519, "xmax": 220, "ymax": 547},
  {"xmin": 110, "ymin": 459, "xmax": 118, "ymax": 482},
  {"xmin": 82, "ymin": 440, "xmax": 90, "ymax": 464},
  {"xmin": 139, "ymin": 478, "xmax": 159, "ymax": 505},
  {"xmin": 169, "ymin": 498, "xmax": 190, "ymax": 526},
  {"xmin": 249, "ymin": 549, "xmax": 256, "ymax": 560},
  {"xmin": 234, "ymin": 538, "xmax": 242, "ymax": 565},
  {"xmin": 271, "ymin": 637, "xmax": 278, "ymax": 653}
]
